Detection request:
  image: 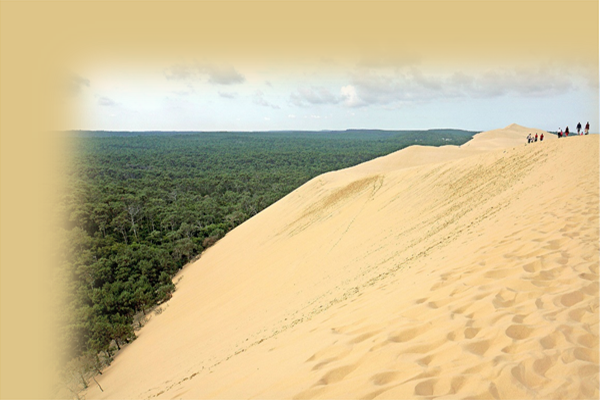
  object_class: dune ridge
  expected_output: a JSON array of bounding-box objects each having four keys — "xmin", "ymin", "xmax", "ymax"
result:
[{"xmin": 85, "ymin": 124, "xmax": 598, "ymax": 400}]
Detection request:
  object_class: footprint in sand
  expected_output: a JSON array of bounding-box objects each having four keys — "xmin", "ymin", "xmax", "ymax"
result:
[
  {"xmin": 545, "ymin": 237, "xmax": 570, "ymax": 250},
  {"xmin": 579, "ymin": 272, "xmax": 597, "ymax": 281},
  {"xmin": 511, "ymin": 363, "xmax": 544, "ymax": 389},
  {"xmin": 417, "ymin": 354, "xmax": 434, "ymax": 367},
  {"xmin": 388, "ymin": 326, "xmax": 426, "ymax": 343},
  {"xmin": 540, "ymin": 332, "xmax": 559, "ymax": 350},
  {"xmin": 312, "ymin": 358, "xmax": 337, "ymax": 371},
  {"xmin": 446, "ymin": 375, "xmax": 467, "ymax": 395},
  {"xmin": 483, "ymin": 268, "xmax": 513, "ymax": 279},
  {"xmin": 505, "ymin": 324, "xmax": 533, "ymax": 340},
  {"xmin": 370, "ymin": 370, "xmax": 400, "ymax": 386},
  {"xmin": 464, "ymin": 327, "xmax": 480, "ymax": 339},
  {"xmin": 349, "ymin": 330, "xmax": 380, "ymax": 344},
  {"xmin": 427, "ymin": 298, "xmax": 453, "ymax": 309},
  {"xmin": 492, "ymin": 290, "xmax": 517, "ymax": 309},
  {"xmin": 414, "ymin": 379, "xmax": 437, "ymax": 396},
  {"xmin": 512, "ymin": 314, "xmax": 526, "ymax": 323},
  {"xmin": 536, "ymin": 298, "xmax": 550, "ymax": 311},
  {"xmin": 568, "ymin": 307, "xmax": 589, "ymax": 322},
  {"xmin": 522, "ymin": 259, "xmax": 542, "ymax": 273},
  {"xmin": 560, "ymin": 290, "xmax": 584, "ymax": 307},
  {"xmin": 532, "ymin": 354, "xmax": 556, "ymax": 377},
  {"xmin": 305, "ymin": 344, "xmax": 352, "ymax": 371},
  {"xmin": 583, "ymin": 281, "xmax": 599, "ymax": 295},
  {"xmin": 463, "ymin": 339, "xmax": 491, "ymax": 356},
  {"xmin": 577, "ymin": 333, "xmax": 597, "ymax": 348},
  {"xmin": 316, "ymin": 363, "xmax": 358, "ymax": 386},
  {"xmin": 404, "ymin": 342, "xmax": 443, "ymax": 355},
  {"xmin": 573, "ymin": 347, "xmax": 599, "ymax": 364}
]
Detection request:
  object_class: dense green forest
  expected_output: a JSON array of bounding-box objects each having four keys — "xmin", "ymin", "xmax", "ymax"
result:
[{"xmin": 59, "ymin": 129, "xmax": 475, "ymax": 390}]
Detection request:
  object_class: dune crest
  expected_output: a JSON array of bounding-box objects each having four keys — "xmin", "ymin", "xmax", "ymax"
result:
[{"xmin": 85, "ymin": 126, "xmax": 598, "ymax": 400}]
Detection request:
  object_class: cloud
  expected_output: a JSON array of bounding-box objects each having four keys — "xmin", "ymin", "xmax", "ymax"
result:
[
  {"xmin": 218, "ymin": 91, "xmax": 237, "ymax": 99},
  {"xmin": 340, "ymin": 85, "xmax": 362, "ymax": 107},
  {"xmin": 344, "ymin": 65, "xmax": 575, "ymax": 107},
  {"xmin": 164, "ymin": 64, "xmax": 194, "ymax": 80},
  {"xmin": 441, "ymin": 68, "xmax": 574, "ymax": 99},
  {"xmin": 67, "ymin": 73, "xmax": 90, "ymax": 95},
  {"xmin": 97, "ymin": 96, "xmax": 118, "ymax": 106},
  {"xmin": 200, "ymin": 64, "xmax": 245, "ymax": 85},
  {"xmin": 164, "ymin": 63, "xmax": 246, "ymax": 85},
  {"xmin": 253, "ymin": 90, "xmax": 280, "ymax": 109},
  {"xmin": 289, "ymin": 86, "xmax": 341, "ymax": 107}
]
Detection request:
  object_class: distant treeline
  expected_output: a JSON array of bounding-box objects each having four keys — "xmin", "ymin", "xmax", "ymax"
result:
[{"xmin": 59, "ymin": 129, "xmax": 475, "ymax": 390}]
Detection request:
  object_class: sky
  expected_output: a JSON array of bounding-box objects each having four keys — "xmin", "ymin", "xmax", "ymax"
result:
[{"xmin": 68, "ymin": 48, "xmax": 600, "ymax": 132}]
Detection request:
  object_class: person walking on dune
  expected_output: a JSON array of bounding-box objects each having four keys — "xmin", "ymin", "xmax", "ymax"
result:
[
  {"xmin": 565, "ymin": 126, "xmax": 569, "ymax": 137},
  {"xmin": 558, "ymin": 128, "xmax": 562, "ymax": 138},
  {"xmin": 585, "ymin": 122, "xmax": 590, "ymax": 135},
  {"xmin": 540, "ymin": 133, "xmax": 544, "ymax": 141},
  {"xmin": 535, "ymin": 133, "xmax": 538, "ymax": 142},
  {"xmin": 577, "ymin": 122, "xmax": 582, "ymax": 134}
]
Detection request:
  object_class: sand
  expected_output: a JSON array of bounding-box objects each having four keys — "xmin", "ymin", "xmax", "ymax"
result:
[{"xmin": 84, "ymin": 124, "xmax": 598, "ymax": 400}]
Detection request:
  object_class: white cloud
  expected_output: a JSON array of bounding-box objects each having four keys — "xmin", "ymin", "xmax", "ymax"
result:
[
  {"xmin": 289, "ymin": 86, "xmax": 341, "ymax": 107},
  {"xmin": 218, "ymin": 91, "xmax": 237, "ymax": 99},
  {"xmin": 97, "ymin": 96, "xmax": 118, "ymax": 107},
  {"xmin": 164, "ymin": 64, "xmax": 194, "ymax": 81},
  {"xmin": 344, "ymin": 65, "xmax": 577, "ymax": 108},
  {"xmin": 201, "ymin": 64, "xmax": 245, "ymax": 85},
  {"xmin": 66, "ymin": 72, "xmax": 90, "ymax": 96},
  {"xmin": 253, "ymin": 90, "xmax": 280, "ymax": 109},
  {"xmin": 340, "ymin": 85, "xmax": 361, "ymax": 107},
  {"xmin": 163, "ymin": 63, "xmax": 245, "ymax": 85}
]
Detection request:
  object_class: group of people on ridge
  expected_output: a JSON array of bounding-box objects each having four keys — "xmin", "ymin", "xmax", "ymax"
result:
[
  {"xmin": 527, "ymin": 133, "xmax": 543, "ymax": 143},
  {"xmin": 558, "ymin": 121, "xmax": 590, "ymax": 138}
]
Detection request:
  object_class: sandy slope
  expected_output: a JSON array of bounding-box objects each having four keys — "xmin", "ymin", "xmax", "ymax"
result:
[{"xmin": 84, "ymin": 125, "xmax": 598, "ymax": 400}]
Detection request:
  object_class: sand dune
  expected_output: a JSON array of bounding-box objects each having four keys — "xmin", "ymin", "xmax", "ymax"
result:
[{"xmin": 84, "ymin": 124, "xmax": 598, "ymax": 400}]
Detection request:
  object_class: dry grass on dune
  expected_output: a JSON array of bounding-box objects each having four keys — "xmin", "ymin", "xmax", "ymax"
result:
[{"xmin": 84, "ymin": 125, "xmax": 598, "ymax": 400}]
